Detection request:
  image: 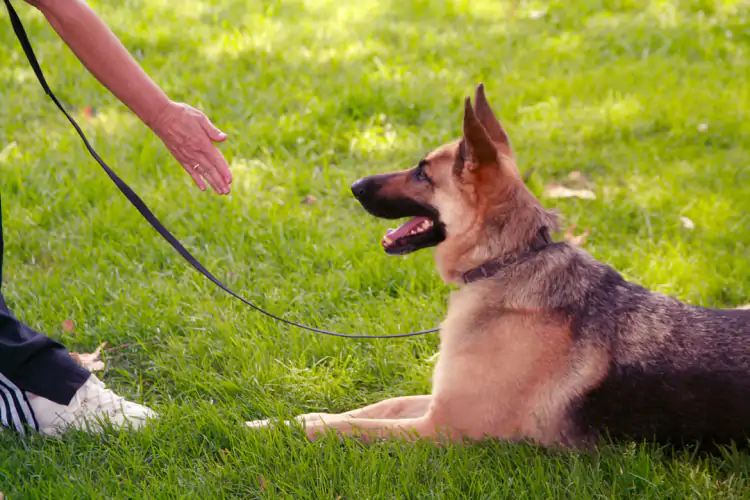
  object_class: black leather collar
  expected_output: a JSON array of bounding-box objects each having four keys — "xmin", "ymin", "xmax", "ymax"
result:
[{"xmin": 461, "ymin": 227, "xmax": 554, "ymax": 284}]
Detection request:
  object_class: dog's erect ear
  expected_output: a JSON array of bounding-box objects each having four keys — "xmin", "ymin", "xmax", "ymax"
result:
[
  {"xmin": 462, "ymin": 97, "xmax": 497, "ymax": 171},
  {"xmin": 474, "ymin": 83, "xmax": 511, "ymax": 156}
]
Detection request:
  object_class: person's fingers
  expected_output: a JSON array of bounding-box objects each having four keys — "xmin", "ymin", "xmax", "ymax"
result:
[
  {"xmin": 203, "ymin": 142, "xmax": 232, "ymax": 185},
  {"xmin": 154, "ymin": 105, "xmax": 231, "ymax": 195},
  {"xmin": 196, "ymin": 152, "xmax": 229, "ymax": 195},
  {"xmin": 183, "ymin": 161, "xmax": 207, "ymax": 191},
  {"xmin": 199, "ymin": 114, "xmax": 227, "ymax": 143}
]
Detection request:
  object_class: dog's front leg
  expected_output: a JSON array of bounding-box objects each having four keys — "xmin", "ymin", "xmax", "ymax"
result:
[
  {"xmin": 295, "ymin": 395, "xmax": 433, "ymax": 423},
  {"xmin": 302, "ymin": 414, "xmax": 455, "ymax": 443},
  {"xmin": 245, "ymin": 395, "xmax": 432, "ymax": 429}
]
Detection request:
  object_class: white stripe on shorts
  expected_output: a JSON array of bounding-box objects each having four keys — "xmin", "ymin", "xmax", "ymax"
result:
[{"xmin": 0, "ymin": 372, "xmax": 38, "ymax": 434}]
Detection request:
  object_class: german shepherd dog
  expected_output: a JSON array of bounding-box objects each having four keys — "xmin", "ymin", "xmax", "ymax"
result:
[{"xmin": 248, "ymin": 85, "xmax": 750, "ymax": 451}]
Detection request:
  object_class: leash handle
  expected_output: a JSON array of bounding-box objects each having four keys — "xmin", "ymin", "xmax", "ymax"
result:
[{"xmin": 2, "ymin": 0, "xmax": 438, "ymax": 339}]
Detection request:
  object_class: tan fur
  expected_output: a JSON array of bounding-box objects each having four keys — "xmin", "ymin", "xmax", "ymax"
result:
[
  {"xmin": 431, "ymin": 290, "xmax": 575, "ymax": 442},
  {"xmin": 428, "ymin": 283, "xmax": 609, "ymax": 445}
]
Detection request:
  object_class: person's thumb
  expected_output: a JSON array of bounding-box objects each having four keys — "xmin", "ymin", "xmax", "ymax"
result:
[{"xmin": 201, "ymin": 115, "xmax": 227, "ymax": 142}]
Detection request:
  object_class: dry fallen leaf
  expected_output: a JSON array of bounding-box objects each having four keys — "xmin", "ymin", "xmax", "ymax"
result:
[
  {"xmin": 302, "ymin": 195, "xmax": 317, "ymax": 205},
  {"xmin": 679, "ymin": 216, "xmax": 695, "ymax": 230},
  {"xmin": 259, "ymin": 476, "xmax": 267, "ymax": 492},
  {"xmin": 62, "ymin": 319, "xmax": 75, "ymax": 332},
  {"xmin": 564, "ymin": 224, "xmax": 590, "ymax": 246},
  {"xmin": 544, "ymin": 184, "xmax": 596, "ymax": 200},
  {"xmin": 567, "ymin": 170, "xmax": 588, "ymax": 185},
  {"xmin": 69, "ymin": 342, "xmax": 107, "ymax": 372},
  {"xmin": 82, "ymin": 106, "xmax": 97, "ymax": 119},
  {"xmin": 528, "ymin": 9, "xmax": 547, "ymax": 19}
]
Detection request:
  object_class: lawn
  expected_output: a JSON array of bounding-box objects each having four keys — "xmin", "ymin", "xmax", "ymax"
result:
[{"xmin": 1, "ymin": 0, "xmax": 750, "ymax": 497}]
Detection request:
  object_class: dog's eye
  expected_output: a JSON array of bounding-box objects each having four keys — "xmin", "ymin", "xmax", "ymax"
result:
[{"xmin": 415, "ymin": 160, "xmax": 432, "ymax": 184}]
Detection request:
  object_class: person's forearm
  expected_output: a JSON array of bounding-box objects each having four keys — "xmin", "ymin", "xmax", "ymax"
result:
[{"xmin": 28, "ymin": 0, "xmax": 170, "ymax": 126}]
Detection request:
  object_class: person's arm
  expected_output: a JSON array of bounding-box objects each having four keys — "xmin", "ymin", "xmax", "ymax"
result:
[{"xmin": 24, "ymin": 0, "xmax": 232, "ymax": 195}]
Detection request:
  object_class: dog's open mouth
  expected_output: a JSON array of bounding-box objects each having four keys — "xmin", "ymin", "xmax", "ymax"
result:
[{"xmin": 381, "ymin": 216, "xmax": 445, "ymax": 255}]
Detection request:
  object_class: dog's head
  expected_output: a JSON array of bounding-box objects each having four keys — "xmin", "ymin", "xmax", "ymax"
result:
[{"xmin": 351, "ymin": 84, "xmax": 555, "ymax": 282}]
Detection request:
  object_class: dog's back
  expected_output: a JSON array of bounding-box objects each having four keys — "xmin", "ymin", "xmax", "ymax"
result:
[{"xmin": 545, "ymin": 245, "xmax": 750, "ymax": 448}]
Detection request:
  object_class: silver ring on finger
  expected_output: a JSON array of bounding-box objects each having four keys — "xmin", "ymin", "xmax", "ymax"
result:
[{"xmin": 192, "ymin": 163, "xmax": 202, "ymax": 173}]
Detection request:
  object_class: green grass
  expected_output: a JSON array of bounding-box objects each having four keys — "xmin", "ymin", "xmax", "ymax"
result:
[{"xmin": 1, "ymin": 0, "xmax": 749, "ymax": 496}]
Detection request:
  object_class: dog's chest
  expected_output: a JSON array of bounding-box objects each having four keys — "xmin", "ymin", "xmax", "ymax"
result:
[{"xmin": 430, "ymin": 285, "xmax": 582, "ymax": 442}]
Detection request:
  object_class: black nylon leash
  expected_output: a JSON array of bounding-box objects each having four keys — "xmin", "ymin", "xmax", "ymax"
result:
[{"xmin": 3, "ymin": 0, "xmax": 439, "ymax": 339}]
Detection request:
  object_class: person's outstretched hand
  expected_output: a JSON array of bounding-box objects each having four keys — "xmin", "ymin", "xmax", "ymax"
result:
[{"xmin": 149, "ymin": 101, "xmax": 232, "ymax": 195}]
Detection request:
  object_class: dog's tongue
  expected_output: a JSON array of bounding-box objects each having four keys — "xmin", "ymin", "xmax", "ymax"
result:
[{"xmin": 382, "ymin": 216, "xmax": 430, "ymax": 248}]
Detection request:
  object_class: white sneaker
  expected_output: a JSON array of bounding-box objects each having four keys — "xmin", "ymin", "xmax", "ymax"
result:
[{"xmin": 28, "ymin": 375, "xmax": 157, "ymax": 436}]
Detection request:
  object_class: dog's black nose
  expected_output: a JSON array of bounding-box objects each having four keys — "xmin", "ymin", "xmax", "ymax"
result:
[{"xmin": 350, "ymin": 178, "xmax": 369, "ymax": 200}]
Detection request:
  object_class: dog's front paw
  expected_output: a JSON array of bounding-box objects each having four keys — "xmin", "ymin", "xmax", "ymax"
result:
[
  {"xmin": 245, "ymin": 413, "xmax": 345, "ymax": 435},
  {"xmin": 245, "ymin": 418, "xmax": 273, "ymax": 429},
  {"xmin": 302, "ymin": 418, "xmax": 345, "ymax": 441},
  {"xmin": 245, "ymin": 418, "xmax": 294, "ymax": 429},
  {"xmin": 294, "ymin": 412, "xmax": 337, "ymax": 424}
]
